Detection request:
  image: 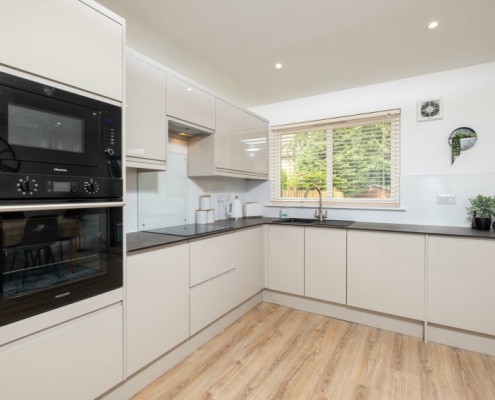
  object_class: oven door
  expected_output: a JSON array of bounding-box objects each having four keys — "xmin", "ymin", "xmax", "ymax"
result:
[
  {"xmin": 0, "ymin": 205, "xmax": 123, "ymax": 326},
  {"xmin": 0, "ymin": 83, "xmax": 101, "ymax": 167}
]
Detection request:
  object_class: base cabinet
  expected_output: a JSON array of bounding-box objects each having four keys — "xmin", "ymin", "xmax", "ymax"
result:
[
  {"xmin": 127, "ymin": 244, "xmax": 189, "ymax": 376},
  {"xmin": 268, "ymin": 225, "xmax": 304, "ymax": 296},
  {"xmin": 190, "ymin": 270, "xmax": 237, "ymax": 335},
  {"xmin": 0, "ymin": 305, "xmax": 123, "ymax": 400},
  {"xmin": 347, "ymin": 231, "xmax": 425, "ymax": 320},
  {"xmin": 190, "ymin": 233, "xmax": 234, "ymax": 287},
  {"xmin": 428, "ymin": 236, "xmax": 495, "ymax": 335},
  {"xmin": 305, "ymin": 228, "xmax": 347, "ymax": 304},
  {"xmin": 236, "ymin": 227, "xmax": 262, "ymax": 304}
]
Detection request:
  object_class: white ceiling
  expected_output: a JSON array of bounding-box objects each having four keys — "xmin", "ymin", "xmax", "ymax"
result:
[{"xmin": 98, "ymin": 0, "xmax": 495, "ymax": 107}]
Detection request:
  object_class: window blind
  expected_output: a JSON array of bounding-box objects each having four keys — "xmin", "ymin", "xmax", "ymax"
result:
[{"xmin": 270, "ymin": 109, "xmax": 400, "ymax": 208}]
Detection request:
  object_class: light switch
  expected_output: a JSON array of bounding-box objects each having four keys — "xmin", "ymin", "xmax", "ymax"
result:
[{"xmin": 437, "ymin": 194, "xmax": 456, "ymax": 205}]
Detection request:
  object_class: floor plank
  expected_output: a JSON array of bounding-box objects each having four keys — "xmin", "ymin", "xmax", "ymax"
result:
[{"xmin": 132, "ymin": 303, "xmax": 495, "ymax": 400}]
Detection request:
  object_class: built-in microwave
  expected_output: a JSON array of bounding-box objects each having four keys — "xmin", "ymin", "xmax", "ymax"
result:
[{"xmin": 0, "ymin": 71, "xmax": 122, "ymax": 203}]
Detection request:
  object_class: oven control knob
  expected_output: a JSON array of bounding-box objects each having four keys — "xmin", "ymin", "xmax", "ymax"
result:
[
  {"xmin": 20, "ymin": 180, "xmax": 30, "ymax": 192},
  {"xmin": 105, "ymin": 148, "xmax": 115, "ymax": 156},
  {"xmin": 85, "ymin": 180, "xmax": 99, "ymax": 194}
]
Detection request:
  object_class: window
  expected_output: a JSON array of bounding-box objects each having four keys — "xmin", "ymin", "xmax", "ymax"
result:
[{"xmin": 270, "ymin": 110, "xmax": 400, "ymax": 208}]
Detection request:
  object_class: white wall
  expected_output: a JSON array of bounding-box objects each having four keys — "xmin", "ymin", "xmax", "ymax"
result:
[{"xmin": 248, "ymin": 62, "xmax": 495, "ymax": 227}]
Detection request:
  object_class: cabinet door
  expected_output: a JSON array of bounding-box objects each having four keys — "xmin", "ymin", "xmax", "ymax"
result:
[
  {"xmin": 0, "ymin": 305, "xmax": 123, "ymax": 400},
  {"xmin": 268, "ymin": 225, "xmax": 304, "ymax": 295},
  {"xmin": 428, "ymin": 236, "xmax": 495, "ymax": 335},
  {"xmin": 215, "ymin": 98, "xmax": 245, "ymax": 172},
  {"xmin": 127, "ymin": 243, "xmax": 189, "ymax": 376},
  {"xmin": 126, "ymin": 52, "xmax": 167, "ymax": 166},
  {"xmin": 347, "ymin": 231, "xmax": 425, "ymax": 320},
  {"xmin": 215, "ymin": 99, "xmax": 268, "ymax": 176},
  {"xmin": 236, "ymin": 227, "xmax": 262, "ymax": 304},
  {"xmin": 166, "ymin": 74, "xmax": 215, "ymax": 130},
  {"xmin": 190, "ymin": 233, "xmax": 234, "ymax": 287},
  {"xmin": 0, "ymin": 0, "xmax": 123, "ymax": 100},
  {"xmin": 305, "ymin": 228, "xmax": 347, "ymax": 304},
  {"xmin": 243, "ymin": 114, "xmax": 268, "ymax": 176},
  {"xmin": 190, "ymin": 270, "xmax": 237, "ymax": 335}
]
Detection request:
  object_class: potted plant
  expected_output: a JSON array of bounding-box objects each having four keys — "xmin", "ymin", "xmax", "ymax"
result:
[{"xmin": 469, "ymin": 195, "xmax": 495, "ymax": 230}]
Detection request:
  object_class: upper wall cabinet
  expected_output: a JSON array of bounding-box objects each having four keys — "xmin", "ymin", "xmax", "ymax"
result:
[
  {"xmin": 215, "ymin": 99, "xmax": 268, "ymax": 178},
  {"xmin": 188, "ymin": 100, "xmax": 269, "ymax": 180},
  {"xmin": 166, "ymin": 74, "xmax": 216, "ymax": 131},
  {"xmin": 0, "ymin": 0, "xmax": 123, "ymax": 101},
  {"xmin": 125, "ymin": 51, "xmax": 167, "ymax": 170}
]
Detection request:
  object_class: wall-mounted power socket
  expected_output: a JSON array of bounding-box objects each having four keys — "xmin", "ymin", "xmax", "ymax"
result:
[
  {"xmin": 217, "ymin": 194, "xmax": 225, "ymax": 203},
  {"xmin": 437, "ymin": 194, "xmax": 456, "ymax": 205},
  {"xmin": 224, "ymin": 194, "xmax": 232, "ymax": 202}
]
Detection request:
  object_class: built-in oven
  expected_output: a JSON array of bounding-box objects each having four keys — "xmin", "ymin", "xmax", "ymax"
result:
[
  {"xmin": 0, "ymin": 204, "xmax": 123, "ymax": 326},
  {"xmin": 0, "ymin": 70, "xmax": 123, "ymax": 326}
]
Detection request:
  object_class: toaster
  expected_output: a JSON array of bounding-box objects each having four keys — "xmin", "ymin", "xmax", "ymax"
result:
[{"xmin": 243, "ymin": 202, "xmax": 263, "ymax": 218}]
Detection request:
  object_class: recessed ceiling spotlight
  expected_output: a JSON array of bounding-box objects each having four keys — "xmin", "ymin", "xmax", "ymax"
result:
[
  {"xmin": 275, "ymin": 63, "xmax": 283, "ymax": 69},
  {"xmin": 187, "ymin": 87, "xmax": 192, "ymax": 91},
  {"xmin": 428, "ymin": 21, "xmax": 439, "ymax": 29}
]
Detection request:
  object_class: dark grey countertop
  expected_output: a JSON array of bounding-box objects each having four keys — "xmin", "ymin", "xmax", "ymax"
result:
[
  {"xmin": 127, "ymin": 217, "xmax": 276, "ymax": 253},
  {"xmin": 127, "ymin": 217, "xmax": 495, "ymax": 253}
]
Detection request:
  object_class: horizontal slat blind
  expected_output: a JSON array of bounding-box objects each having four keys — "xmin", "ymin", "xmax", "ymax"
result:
[{"xmin": 270, "ymin": 110, "xmax": 400, "ymax": 208}]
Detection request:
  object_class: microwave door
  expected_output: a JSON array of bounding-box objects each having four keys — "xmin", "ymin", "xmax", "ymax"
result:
[{"xmin": 0, "ymin": 84, "xmax": 100, "ymax": 168}]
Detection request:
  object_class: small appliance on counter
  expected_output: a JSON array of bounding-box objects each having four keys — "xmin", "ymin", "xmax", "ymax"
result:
[
  {"xmin": 227, "ymin": 196, "xmax": 243, "ymax": 219},
  {"xmin": 243, "ymin": 202, "xmax": 263, "ymax": 218}
]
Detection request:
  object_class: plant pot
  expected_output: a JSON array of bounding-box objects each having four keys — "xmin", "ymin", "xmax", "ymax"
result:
[{"xmin": 474, "ymin": 217, "xmax": 492, "ymax": 230}]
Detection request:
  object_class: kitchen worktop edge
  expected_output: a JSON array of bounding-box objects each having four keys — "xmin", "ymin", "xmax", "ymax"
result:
[{"xmin": 127, "ymin": 218, "xmax": 495, "ymax": 253}]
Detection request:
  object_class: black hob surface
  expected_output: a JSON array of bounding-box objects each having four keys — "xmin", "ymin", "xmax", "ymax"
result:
[{"xmin": 144, "ymin": 224, "xmax": 234, "ymax": 237}]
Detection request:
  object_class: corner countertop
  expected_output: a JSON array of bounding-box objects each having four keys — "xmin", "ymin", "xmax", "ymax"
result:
[{"xmin": 127, "ymin": 217, "xmax": 495, "ymax": 253}]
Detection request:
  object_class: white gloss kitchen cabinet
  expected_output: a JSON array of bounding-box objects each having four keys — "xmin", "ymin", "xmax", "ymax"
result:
[
  {"xmin": 166, "ymin": 74, "xmax": 216, "ymax": 131},
  {"xmin": 0, "ymin": 305, "xmax": 123, "ymax": 400},
  {"xmin": 189, "ymin": 233, "xmax": 237, "ymax": 335},
  {"xmin": 236, "ymin": 226, "xmax": 263, "ymax": 303},
  {"xmin": 126, "ymin": 243, "xmax": 189, "ymax": 376},
  {"xmin": 125, "ymin": 50, "xmax": 168, "ymax": 170},
  {"xmin": 214, "ymin": 99, "xmax": 269, "ymax": 178},
  {"xmin": 305, "ymin": 228, "xmax": 347, "ymax": 304},
  {"xmin": 428, "ymin": 236, "xmax": 495, "ymax": 336},
  {"xmin": 347, "ymin": 230, "xmax": 425, "ymax": 321},
  {"xmin": 188, "ymin": 99, "xmax": 269, "ymax": 180},
  {"xmin": 0, "ymin": 0, "xmax": 123, "ymax": 101},
  {"xmin": 268, "ymin": 225, "xmax": 305, "ymax": 296}
]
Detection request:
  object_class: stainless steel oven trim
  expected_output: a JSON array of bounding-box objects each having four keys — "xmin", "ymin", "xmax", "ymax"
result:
[{"xmin": 0, "ymin": 201, "xmax": 125, "ymax": 213}]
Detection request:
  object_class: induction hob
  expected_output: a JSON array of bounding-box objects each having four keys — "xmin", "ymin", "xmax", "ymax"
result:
[{"xmin": 144, "ymin": 224, "xmax": 234, "ymax": 237}]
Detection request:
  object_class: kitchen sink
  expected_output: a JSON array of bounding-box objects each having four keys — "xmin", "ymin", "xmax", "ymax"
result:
[
  {"xmin": 272, "ymin": 218, "xmax": 354, "ymax": 227},
  {"xmin": 272, "ymin": 218, "xmax": 318, "ymax": 225}
]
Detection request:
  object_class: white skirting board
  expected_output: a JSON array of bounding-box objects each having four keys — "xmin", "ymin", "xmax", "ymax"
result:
[
  {"xmin": 263, "ymin": 289, "xmax": 495, "ymax": 357},
  {"xmin": 98, "ymin": 293, "xmax": 262, "ymax": 400}
]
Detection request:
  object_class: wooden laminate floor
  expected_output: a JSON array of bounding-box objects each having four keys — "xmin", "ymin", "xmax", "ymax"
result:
[{"xmin": 133, "ymin": 302, "xmax": 495, "ymax": 400}]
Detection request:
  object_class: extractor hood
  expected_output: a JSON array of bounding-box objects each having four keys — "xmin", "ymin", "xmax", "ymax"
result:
[{"xmin": 168, "ymin": 119, "xmax": 212, "ymax": 140}]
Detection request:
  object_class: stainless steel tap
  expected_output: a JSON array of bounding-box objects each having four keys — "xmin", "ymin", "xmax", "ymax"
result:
[{"xmin": 304, "ymin": 187, "xmax": 327, "ymax": 222}]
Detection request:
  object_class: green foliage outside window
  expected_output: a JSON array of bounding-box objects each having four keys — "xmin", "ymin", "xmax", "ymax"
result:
[{"xmin": 281, "ymin": 124, "xmax": 391, "ymax": 199}]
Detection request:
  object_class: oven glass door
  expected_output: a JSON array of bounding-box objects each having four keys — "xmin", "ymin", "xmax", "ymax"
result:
[
  {"xmin": 0, "ymin": 84, "xmax": 101, "ymax": 167},
  {"xmin": 0, "ymin": 206, "xmax": 122, "ymax": 326}
]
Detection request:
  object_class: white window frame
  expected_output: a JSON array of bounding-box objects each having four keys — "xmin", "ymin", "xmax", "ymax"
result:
[{"xmin": 269, "ymin": 109, "xmax": 401, "ymax": 209}]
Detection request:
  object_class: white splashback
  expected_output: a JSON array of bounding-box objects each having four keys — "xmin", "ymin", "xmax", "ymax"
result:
[{"xmin": 137, "ymin": 152, "xmax": 189, "ymax": 230}]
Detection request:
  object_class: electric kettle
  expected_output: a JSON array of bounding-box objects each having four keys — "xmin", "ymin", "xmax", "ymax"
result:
[{"xmin": 227, "ymin": 196, "xmax": 243, "ymax": 219}]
